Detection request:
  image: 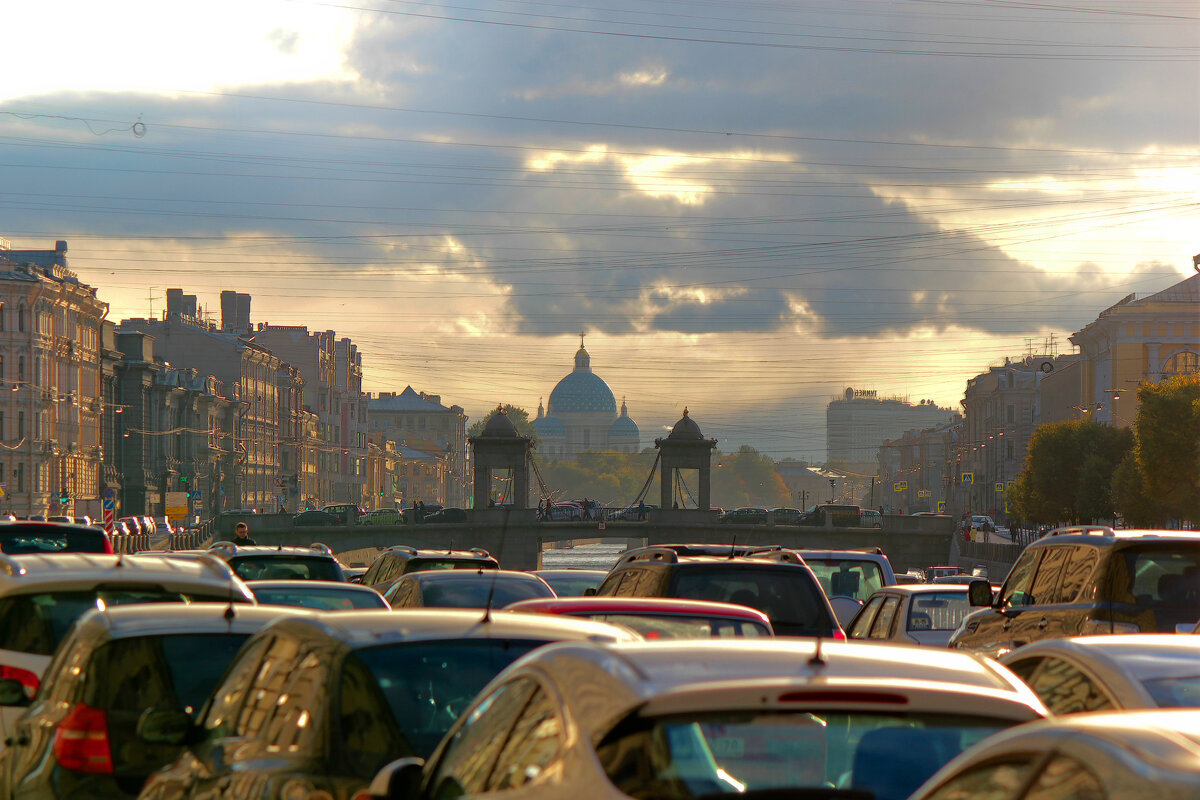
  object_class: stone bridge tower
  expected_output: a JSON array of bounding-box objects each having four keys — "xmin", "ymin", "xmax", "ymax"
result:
[
  {"xmin": 655, "ymin": 408, "xmax": 718, "ymax": 511},
  {"xmin": 469, "ymin": 408, "xmax": 532, "ymax": 510}
]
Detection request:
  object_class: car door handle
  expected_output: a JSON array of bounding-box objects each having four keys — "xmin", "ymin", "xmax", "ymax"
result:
[{"xmin": 1037, "ymin": 618, "xmax": 1049, "ymax": 629}]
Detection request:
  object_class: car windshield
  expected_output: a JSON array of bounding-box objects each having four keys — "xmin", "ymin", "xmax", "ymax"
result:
[
  {"xmin": 350, "ymin": 639, "xmax": 546, "ymax": 757},
  {"xmin": 409, "ymin": 558, "xmax": 498, "ymax": 572},
  {"xmin": 1141, "ymin": 676, "xmax": 1200, "ymax": 708},
  {"xmin": 596, "ymin": 711, "xmax": 1010, "ymax": 800},
  {"xmin": 251, "ymin": 585, "xmax": 387, "ymax": 610},
  {"xmin": 672, "ymin": 567, "xmax": 832, "ymax": 636},
  {"xmin": 86, "ymin": 633, "xmax": 251, "ymax": 717},
  {"xmin": 592, "ymin": 613, "xmax": 770, "ymax": 639},
  {"xmin": 0, "ymin": 527, "xmax": 109, "ymax": 554},
  {"xmin": 537, "ymin": 574, "xmax": 604, "ymax": 596},
  {"xmin": 229, "ymin": 556, "xmax": 343, "ymax": 581},
  {"xmin": 907, "ymin": 592, "xmax": 971, "ymax": 631},
  {"xmin": 0, "ymin": 589, "xmax": 226, "ymax": 656},
  {"xmin": 420, "ymin": 577, "xmax": 551, "ymax": 608},
  {"xmin": 805, "ymin": 560, "xmax": 886, "ymax": 604}
]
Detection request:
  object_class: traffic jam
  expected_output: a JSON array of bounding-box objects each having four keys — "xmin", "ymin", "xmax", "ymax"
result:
[{"xmin": 3, "ymin": 519, "xmax": 1200, "ymax": 800}]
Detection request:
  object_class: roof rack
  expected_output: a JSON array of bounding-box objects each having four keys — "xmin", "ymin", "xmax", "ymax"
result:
[
  {"xmin": 748, "ymin": 550, "xmax": 806, "ymax": 566},
  {"xmin": 470, "ymin": 548, "xmax": 492, "ymax": 558},
  {"xmin": 1045, "ymin": 525, "xmax": 1116, "ymax": 538},
  {"xmin": 388, "ymin": 545, "xmax": 419, "ymax": 556},
  {"xmin": 618, "ymin": 547, "xmax": 681, "ymax": 565},
  {"xmin": 0, "ymin": 554, "xmax": 25, "ymax": 577},
  {"xmin": 207, "ymin": 541, "xmax": 237, "ymax": 554},
  {"xmin": 309, "ymin": 542, "xmax": 334, "ymax": 556}
]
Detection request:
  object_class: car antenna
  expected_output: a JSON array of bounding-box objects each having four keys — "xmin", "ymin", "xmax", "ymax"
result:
[
  {"xmin": 728, "ymin": 534, "xmax": 737, "ymax": 560},
  {"xmin": 808, "ymin": 633, "xmax": 826, "ymax": 668},
  {"xmin": 480, "ymin": 507, "xmax": 509, "ymax": 625},
  {"xmin": 224, "ymin": 566, "xmax": 237, "ymax": 624}
]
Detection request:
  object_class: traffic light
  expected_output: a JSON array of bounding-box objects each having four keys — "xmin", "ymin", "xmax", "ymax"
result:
[
  {"xmin": 59, "ymin": 491, "xmax": 69, "ymax": 505},
  {"xmin": 180, "ymin": 475, "xmax": 189, "ymax": 485}
]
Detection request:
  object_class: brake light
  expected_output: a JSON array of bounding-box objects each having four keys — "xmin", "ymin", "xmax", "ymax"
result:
[
  {"xmin": 0, "ymin": 665, "xmax": 39, "ymax": 699},
  {"xmin": 778, "ymin": 690, "xmax": 909, "ymax": 705},
  {"xmin": 832, "ymin": 629, "xmax": 847, "ymax": 642},
  {"xmin": 102, "ymin": 534, "xmax": 114, "ymax": 554},
  {"xmin": 53, "ymin": 703, "xmax": 113, "ymax": 774}
]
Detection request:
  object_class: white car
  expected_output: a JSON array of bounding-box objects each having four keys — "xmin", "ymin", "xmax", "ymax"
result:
[
  {"xmin": 359, "ymin": 638, "xmax": 1047, "ymax": 800},
  {"xmin": 910, "ymin": 709, "xmax": 1200, "ymax": 800},
  {"xmin": 1001, "ymin": 635, "xmax": 1200, "ymax": 713},
  {"xmin": 847, "ymin": 584, "xmax": 975, "ymax": 647},
  {"xmin": 0, "ymin": 553, "xmax": 253, "ymax": 752}
]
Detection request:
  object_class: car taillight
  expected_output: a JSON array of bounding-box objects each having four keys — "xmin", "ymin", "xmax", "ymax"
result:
[
  {"xmin": 779, "ymin": 690, "xmax": 909, "ymax": 705},
  {"xmin": 0, "ymin": 665, "xmax": 39, "ymax": 699},
  {"xmin": 53, "ymin": 703, "xmax": 113, "ymax": 774},
  {"xmin": 832, "ymin": 629, "xmax": 847, "ymax": 642},
  {"xmin": 102, "ymin": 534, "xmax": 114, "ymax": 554}
]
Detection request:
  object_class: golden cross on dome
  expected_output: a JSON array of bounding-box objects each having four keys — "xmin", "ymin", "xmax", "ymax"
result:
[{"xmin": 579, "ymin": 330, "xmax": 586, "ymax": 348}]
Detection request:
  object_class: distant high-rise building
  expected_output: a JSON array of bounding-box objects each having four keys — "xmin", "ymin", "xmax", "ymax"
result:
[{"xmin": 826, "ymin": 388, "xmax": 958, "ymax": 472}]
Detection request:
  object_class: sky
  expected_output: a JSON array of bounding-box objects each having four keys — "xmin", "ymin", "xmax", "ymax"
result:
[{"xmin": 2, "ymin": 0, "xmax": 1197, "ymax": 461}]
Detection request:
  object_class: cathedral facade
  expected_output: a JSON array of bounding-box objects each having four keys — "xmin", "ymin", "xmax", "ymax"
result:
[{"xmin": 533, "ymin": 340, "xmax": 640, "ymax": 459}]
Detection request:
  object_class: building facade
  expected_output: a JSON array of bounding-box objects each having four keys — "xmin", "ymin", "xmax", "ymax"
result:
[
  {"xmin": 0, "ymin": 240, "xmax": 107, "ymax": 518},
  {"xmin": 532, "ymin": 341, "xmax": 641, "ymax": 459},
  {"xmin": 826, "ymin": 388, "xmax": 958, "ymax": 473},
  {"xmin": 1070, "ymin": 272, "xmax": 1200, "ymax": 428},
  {"xmin": 367, "ymin": 387, "xmax": 468, "ymax": 507},
  {"xmin": 876, "ymin": 418, "xmax": 961, "ymax": 514}
]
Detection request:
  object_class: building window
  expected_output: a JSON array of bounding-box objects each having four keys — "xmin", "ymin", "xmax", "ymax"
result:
[
  {"xmin": 17, "ymin": 306, "xmax": 25, "ymax": 333},
  {"xmin": 17, "ymin": 357, "xmax": 24, "ymax": 382},
  {"xmin": 15, "ymin": 464, "xmax": 23, "ymax": 493},
  {"xmin": 17, "ymin": 412, "xmax": 24, "ymax": 439},
  {"xmin": 1162, "ymin": 351, "xmax": 1199, "ymax": 378}
]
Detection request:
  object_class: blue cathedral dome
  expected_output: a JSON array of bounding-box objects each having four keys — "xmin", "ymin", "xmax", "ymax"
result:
[
  {"xmin": 547, "ymin": 346, "xmax": 618, "ymax": 414},
  {"xmin": 610, "ymin": 398, "xmax": 640, "ymax": 439},
  {"xmin": 533, "ymin": 413, "xmax": 566, "ymax": 438}
]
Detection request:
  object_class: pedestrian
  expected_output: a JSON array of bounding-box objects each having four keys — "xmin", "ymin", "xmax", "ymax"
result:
[
  {"xmin": 637, "ymin": 500, "xmax": 646, "ymax": 521},
  {"xmin": 233, "ymin": 522, "xmax": 256, "ymax": 546}
]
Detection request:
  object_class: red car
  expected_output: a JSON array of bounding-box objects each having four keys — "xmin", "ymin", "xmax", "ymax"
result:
[{"xmin": 506, "ymin": 595, "xmax": 775, "ymax": 639}]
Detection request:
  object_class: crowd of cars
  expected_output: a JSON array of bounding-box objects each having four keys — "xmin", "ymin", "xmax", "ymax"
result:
[{"xmin": 0, "ymin": 519, "xmax": 1199, "ymax": 799}]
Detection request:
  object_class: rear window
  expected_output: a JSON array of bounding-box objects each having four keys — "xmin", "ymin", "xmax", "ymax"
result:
[
  {"xmin": 228, "ymin": 556, "xmax": 343, "ymax": 582},
  {"xmin": 0, "ymin": 526, "xmax": 109, "ymax": 554},
  {"xmin": 806, "ymin": 559, "xmax": 886, "ymax": 604},
  {"xmin": 0, "ymin": 589, "xmax": 221, "ymax": 656},
  {"xmin": 419, "ymin": 578, "xmax": 552, "ymax": 609},
  {"xmin": 252, "ymin": 585, "xmax": 387, "ymax": 610},
  {"xmin": 592, "ymin": 614, "xmax": 770, "ymax": 639},
  {"xmin": 907, "ymin": 592, "xmax": 971, "ymax": 632},
  {"xmin": 406, "ymin": 558, "xmax": 498, "ymax": 573},
  {"xmin": 85, "ymin": 633, "xmax": 251, "ymax": 716},
  {"xmin": 671, "ymin": 566, "xmax": 833, "ymax": 636}
]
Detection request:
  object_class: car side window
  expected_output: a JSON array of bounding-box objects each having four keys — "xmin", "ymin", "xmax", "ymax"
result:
[
  {"xmin": 595, "ymin": 571, "xmax": 624, "ymax": 596},
  {"xmin": 612, "ymin": 569, "xmax": 644, "ymax": 597},
  {"xmin": 427, "ymin": 678, "xmax": 537, "ymax": 799},
  {"xmin": 388, "ymin": 578, "xmax": 416, "ymax": 607},
  {"xmin": 202, "ymin": 636, "xmax": 273, "ymax": 741},
  {"xmin": 337, "ymin": 653, "xmax": 408, "ymax": 776},
  {"xmin": 1005, "ymin": 657, "xmax": 1043, "ymax": 683},
  {"xmin": 263, "ymin": 650, "xmax": 326, "ymax": 753},
  {"xmin": 1028, "ymin": 546, "xmax": 1069, "ymax": 606},
  {"xmin": 849, "ymin": 596, "xmax": 885, "ymax": 639},
  {"xmin": 1023, "ymin": 754, "xmax": 1105, "ymax": 800},
  {"xmin": 925, "ymin": 756, "xmax": 1036, "ymax": 800},
  {"xmin": 869, "ymin": 597, "xmax": 900, "ymax": 638},
  {"xmin": 489, "ymin": 685, "xmax": 563, "ymax": 790},
  {"xmin": 1026, "ymin": 657, "xmax": 1115, "ymax": 715},
  {"xmin": 1000, "ymin": 550, "xmax": 1043, "ymax": 609},
  {"xmin": 1055, "ymin": 547, "xmax": 1099, "ymax": 604},
  {"xmin": 234, "ymin": 635, "xmax": 301, "ymax": 738}
]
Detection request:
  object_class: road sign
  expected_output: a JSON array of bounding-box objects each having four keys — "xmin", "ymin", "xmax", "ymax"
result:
[
  {"xmin": 995, "ymin": 482, "xmax": 1005, "ymax": 492},
  {"xmin": 101, "ymin": 486, "xmax": 115, "ymax": 500},
  {"xmin": 894, "ymin": 481, "xmax": 907, "ymax": 492},
  {"xmin": 917, "ymin": 489, "xmax": 931, "ymax": 498},
  {"xmin": 102, "ymin": 496, "xmax": 115, "ymax": 512},
  {"xmin": 961, "ymin": 472, "xmax": 974, "ymax": 485},
  {"xmin": 165, "ymin": 491, "xmax": 188, "ymax": 518},
  {"xmin": 937, "ymin": 500, "xmax": 947, "ymax": 513}
]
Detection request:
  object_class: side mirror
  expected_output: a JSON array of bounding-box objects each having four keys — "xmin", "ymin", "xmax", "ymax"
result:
[
  {"xmin": 137, "ymin": 708, "xmax": 195, "ymax": 745},
  {"xmin": 583, "ymin": 587, "xmax": 598, "ymax": 596},
  {"xmin": 361, "ymin": 757, "xmax": 426, "ymax": 800},
  {"xmin": 0, "ymin": 678, "xmax": 29, "ymax": 707},
  {"xmin": 967, "ymin": 579, "xmax": 993, "ymax": 607}
]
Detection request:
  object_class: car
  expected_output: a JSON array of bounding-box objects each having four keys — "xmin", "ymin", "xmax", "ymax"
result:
[
  {"xmin": 927, "ymin": 565, "xmax": 969, "ymax": 581},
  {"xmin": 769, "ymin": 506, "xmax": 803, "ymax": 525},
  {"xmin": 969, "ymin": 514, "xmax": 997, "ymax": 531},
  {"xmin": 909, "ymin": 709, "xmax": 1200, "ymax": 800},
  {"xmin": 0, "ymin": 603, "xmax": 305, "ymax": 800},
  {"xmin": 0, "ymin": 521, "xmax": 112, "ymax": 555},
  {"xmin": 543, "ymin": 503, "xmax": 584, "ymax": 521},
  {"xmin": 896, "ymin": 569, "xmax": 928, "ymax": 584},
  {"xmin": 136, "ymin": 610, "xmax": 639, "ymax": 800},
  {"xmin": 206, "ymin": 542, "xmax": 347, "ymax": 581},
  {"xmin": 529, "ymin": 568, "xmax": 607, "ymax": 596},
  {"xmin": 361, "ymin": 508, "xmax": 404, "ymax": 525},
  {"xmin": 249, "ymin": 579, "xmax": 390, "ymax": 611},
  {"xmin": 360, "ymin": 546, "xmax": 498, "ymax": 594},
  {"xmin": 421, "ymin": 507, "xmax": 468, "ymax": 524},
  {"xmin": 847, "ymin": 584, "xmax": 975, "ymax": 647},
  {"xmin": 999, "ymin": 635, "xmax": 1200, "ymax": 714},
  {"xmin": 794, "ymin": 547, "xmax": 897, "ymax": 627},
  {"xmin": 595, "ymin": 543, "xmax": 842, "ymax": 637},
  {"xmin": 0, "ymin": 553, "xmax": 254, "ymax": 751},
  {"xmin": 358, "ymin": 637, "xmax": 1047, "ymax": 800},
  {"xmin": 384, "ymin": 569, "xmax": 555, "ymax": 609},
  {"xmin": 506, "ymin": 595, "xmax": 774, "ymax": 638},
  {"xmin": 117, "ymin": 517, "xmax": 142, "ymax": 535},
  {"xmin": 797, "ymin": 503, "xmax": 862, "ymax": 527},
  {"xmin": 860, "ymin": 508, "xmax": 884, "ymax": 528},
  {"xmin": 951, "ymin": 526, "xmax": 1200, "ymax": 658},
  {"xmin": 718, "ymin": 506, "xmax": 768, "ymax": 525},
  {"xmin": 293, "ymin": 509, "xmax": 342, "ymax": 527},
  {"xmin": 320, "ymin": 503, "xmax": 364, "ymax": 523}
]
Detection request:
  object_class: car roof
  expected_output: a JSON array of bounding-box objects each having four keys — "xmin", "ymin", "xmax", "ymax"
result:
[
  {"xmin": 248, "ymin": 579, "xmax": 381, "ymax": 592},
  {"xmin": 505, "ymin": 596, "xmax": 773, "ymax": 623},
  {"xmin": 1001, "ymin": 635, "xmax": 1200, "ymax": 681},
  {"xmin": 75, "ymin": 602, "xmax": 313, "ymax": 639},
  {"xmin": 0, "ymin": 521, "xmax": 105, "ymax": 534},
  {"xmin": 262, "ymin": 607, "xmax": 640, "ymax": 649},
  {"xmin": 1034, "ymin": 527, "xmax": 1200, "ymax": 546},
  {"xmin": 513, "ymin": 639, "xmax": 1044, "ymax": 736},
  {"xmin": 407, "ymin": 569, "xmax": 544, "ymax": 584},
  {"xmin": 210, "ymin": 545, "xmax": 337, "ymax": 558},
  {"xmin": 795, "ymin": 549, "xmax": 890, "ymax": 561},
  {"xmin": 381, "ymin": 546, "xmax": 493, "ymax": 560},
  {"xmin": 530, "ymin": 568, "xmax": 609, "ymax": 577},
  {"xmin": 867, "ymin": 584, "xmax": 970, "ymax": 596},
  {"xmin": 0, "ymin": 552, "xmax": 241, "ymax": 590}
]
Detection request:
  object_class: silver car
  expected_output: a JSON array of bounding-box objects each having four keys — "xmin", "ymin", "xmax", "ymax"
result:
[
  {"xmin": 910, "ymin": 709, "xmax": 1200, "ymax": 800},
  {"xmin": 847, "ymin": 584, "xmax": 974, "ymax": 646}
]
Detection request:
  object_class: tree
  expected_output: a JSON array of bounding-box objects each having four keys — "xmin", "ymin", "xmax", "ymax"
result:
[
  {"xmin": 1010, "ymin": 420, "xmax": 1133, "ymax": 524},
  {"xmin": 1111, "ymin": 451, "xmax": 1168, "ymax": 527},
  {"xmin": 467, "ymin": 405, "xmax": 539, "ymax": 448},
  {"xmin": 1133, "ymin": 373, "xmax": 1200, "ymax": 523},
  {"xmin": 711, "ymin": 446, "xmax": 791, "ymax": 509}
]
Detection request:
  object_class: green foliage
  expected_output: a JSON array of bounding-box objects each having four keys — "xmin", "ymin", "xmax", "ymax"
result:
[
  {"xmin": 712, "ymin": 445, "xmax": 791, "ymax": 509},
  {"xmin": 1133, "ymin": 374, "xmax": 1200, "ymax": 524},
  {"xmin": 1010, "ymin": 420, "xmax": 1133, "ymax": 524},
  {"xmin": 467, "ymin": 405, "xmax": 539, "ymax": 447},
  {"xmin": 1111, "ymin": 451, "xmax": 1168, "ymax": 527}
]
